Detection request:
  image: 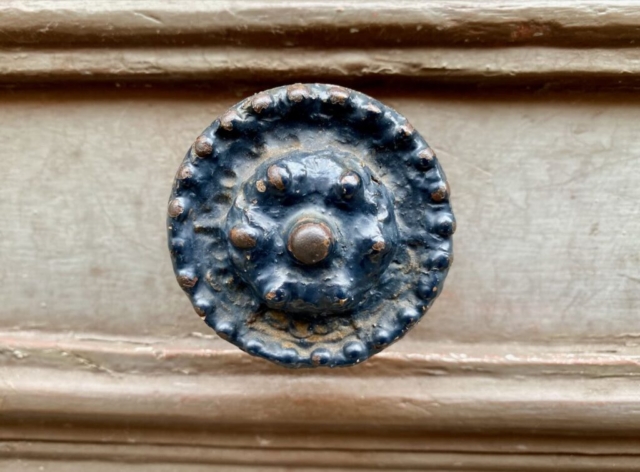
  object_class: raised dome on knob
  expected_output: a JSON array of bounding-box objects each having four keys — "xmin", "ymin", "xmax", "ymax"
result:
[{"xmin": 288, "ymin": 221, "xmax": 333, "ymax": 265}]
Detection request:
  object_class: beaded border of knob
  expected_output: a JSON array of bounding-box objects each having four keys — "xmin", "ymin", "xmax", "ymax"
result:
[{"xmin": 168, "ymin": 83, "xmax": 455, "ymax": 368}]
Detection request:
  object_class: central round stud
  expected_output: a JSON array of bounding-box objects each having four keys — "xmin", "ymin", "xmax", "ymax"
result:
[{"xmin": 288, "ymin": 221, "xmax": 333, "ymax": 265}]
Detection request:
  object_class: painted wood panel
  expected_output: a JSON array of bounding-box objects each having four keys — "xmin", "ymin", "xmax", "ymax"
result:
[
  {"xmin": 1, "ymin": 88, "xmax": 638, "ymax": 344},
  {"xmin": 2, "ymin": 1, "xmax": 640, "ymax": 469}
]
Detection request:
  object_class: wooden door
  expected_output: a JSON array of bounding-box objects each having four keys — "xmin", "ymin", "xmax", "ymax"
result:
[{"xmin": 1, "ymin": 1, "xmax": 640, "ymax": 470}]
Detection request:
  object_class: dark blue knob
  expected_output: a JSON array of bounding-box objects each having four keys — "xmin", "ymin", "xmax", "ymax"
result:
[{"xmin": 167, "ymin": 84, "xmax": 455, "ymax": 368}]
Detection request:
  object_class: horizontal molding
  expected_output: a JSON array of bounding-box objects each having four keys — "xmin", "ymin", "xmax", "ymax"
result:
[
  {"xmin": 2, "ymin": 1, "xmax": 639, "ymax": 87},
  {"xmin": 1, "ymin": 1, "xmax": 640, "ymax": 48},
  {"xmin": 2, "ymin": 331, "xmax": 640, "ymax": 378},
  {"xmin": 2, "ymin": 46, "xmax": 640, "ymax": 87},
  {"xmin": 2, "ymin": 331, "xmax": 640, "ymax": 433},
  {"xmin": 2, "ymin": 331, "xmax": 640, "ymax": 468},
  {"xmin": 3, "ymin": 441, "xmax": 640, "ymax": 471}
]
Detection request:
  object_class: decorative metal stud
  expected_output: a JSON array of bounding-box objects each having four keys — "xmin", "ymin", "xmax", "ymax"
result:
[
  {"xmin": 193, "ymin": 135, "xmax": 213, "ymax": 158},
  {"xmin": 168, "ymin": 84, "xmax": 455, "ymax": 368}
]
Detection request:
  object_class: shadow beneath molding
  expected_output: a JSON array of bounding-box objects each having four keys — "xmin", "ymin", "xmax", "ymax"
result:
[{"xmin": 3, "ymin": 80, "xmax": 640, "ymax": 105}]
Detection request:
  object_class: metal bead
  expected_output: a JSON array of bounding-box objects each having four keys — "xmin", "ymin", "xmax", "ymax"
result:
[
  {"xmin": 287, "ymin": 83, "xmax": 310, "ymax": 102},
  {"xmin": 167, "ymin": 198, "xmax": 184, "ymax": 218},
  {"xmin": 417, "ymin": 148, "xmax": 436, "ymax": 169},
  {"xmin": 193, "ymin": 135, "xmax": 213, "ymax": 157},
  {"xmin": 340, "ymin": 171, "xmax": 361, "ymax": 199},
  {"xmin": 267, "ymin": 165, "xmax": 289, "ymax": 191},
  {"xmin": 229, "ymin": 225, "xmax": 259, "ymax": 249},
  {"xmin": 328, "ymin": 86, "xmax": 349, "ymax": 105},
  {"xmin": 219, "ymin": 110, "xmax": 238, "ymax": 131},
  {"xmin": 288, "ymin": 222, "xmax": 333, "ymax": 265},
  {"xmin": 251, "ymin": 93, "xmax": 272, "ymax": 113}
]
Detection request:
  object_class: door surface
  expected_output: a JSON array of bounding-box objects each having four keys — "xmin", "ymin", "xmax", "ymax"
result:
[{"xmin": 1, "ymin": 1, "xmax": 640, "ymax": 470}]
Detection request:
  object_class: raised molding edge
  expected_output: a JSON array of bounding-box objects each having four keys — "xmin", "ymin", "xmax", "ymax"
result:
[
  {"xmin": 1, "ymin": 1, "xmax": 640, "ymax": 86},
  {"xmin": 2, "ymin": 441, "xmax": 640, "ymax": 471},
  {"xmin": 2, "ymin": 331, "xmax": 640, "ymax": 468},
  {"xmin": 2, "ymin": 46, "xmax": 640, "ymax": 87},
  {"xmin": 1, "ymin": 331, "xmax": 640, "ymax": 432},
  {"xmin": 1, "ymin": 1, "xmax": 640, "ymax": 48}
]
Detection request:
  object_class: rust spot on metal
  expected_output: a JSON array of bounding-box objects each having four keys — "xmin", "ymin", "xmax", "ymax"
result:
[
  {"xmin": 399, "ymin": 123, "xmax": 414, "ymax": 137},
  {"xmin": 256, "ymin": 180, "xmax": 267, "ymax": 192},
  {"xmin": 229, "ymin": 225, "xmax": 258, "ymax": 249},
  {"xmin": 267, "ymin": 165, "xmax": 286, "ymax": 190},
  {"xmin": 311, "ymin": 352, "xmax": 323, "ymax": 366},
  {"xmin": 266, "ymin": 310, "xmax": 289, "ymax": 330},
  {"xmin": 372, "ymin": 240, "xmax": 386, "ymax": 252},
  {"xmin": 176, "ymin": 164, "xmax": 193, "ymax": 180},
  {"xmin": 251, "ymin": 93, "xmax": 272, "ymax": 113},
  {"xmin": 177, "ymin": 274, "xmax": 198, "ymax": 289},
  {"xmin": 418, "ymin": 147, "xmax": 435, "ymax": 168},
  {"xmin": 328, "ymin": 86, "xmax": 349, "ymax": 105},
  {"xmin": 193, "ymin": 135, "xmax": 213, "ymax": 157},
  {"xmin": 220, "ymin": 110, "xmax": 238, "ymax": 131},
  {"xmin": 431, "ymin": 183, "xmax": 449, "ymax": 202},
  {"xmin": 167, "ymin": 199, "xmax": 184, "ymax": 218},
  {"xmin": 287, "ymin": 83, "xmax": 310, "ymax": 102},
  {"xmin": 313, "ymin": 324, "xmax": 330, "ymax": 335},
  {"xmin": 194, "ymin": 306, "xmax": 206, "ymax": 318},
  {"xmin": 288, "ymin": 221, "xmax": 333, "ymax": 265},
  {"xmin": 290, "ymin": 319, "xmax": 312, "ymax": 339}
]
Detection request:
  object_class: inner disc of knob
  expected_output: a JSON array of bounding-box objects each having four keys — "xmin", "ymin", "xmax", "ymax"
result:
[
  {"xmin": 224, "ymin": 148, "xmax": 399, "ymax": 316},
  {"xmin": 288, "ymin": 221, "xmax": 333, "ymax": 265}
]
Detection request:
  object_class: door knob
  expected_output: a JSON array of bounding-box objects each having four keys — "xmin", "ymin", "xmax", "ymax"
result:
[{"xmin": 167, "ymin": 84, "xmax": 455, "ymax": 368}]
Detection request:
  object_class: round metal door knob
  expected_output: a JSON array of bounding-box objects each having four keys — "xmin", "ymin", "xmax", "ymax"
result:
[{"xmin": 167, "ymin": 84, "xmax": 455, "ymax": 368}]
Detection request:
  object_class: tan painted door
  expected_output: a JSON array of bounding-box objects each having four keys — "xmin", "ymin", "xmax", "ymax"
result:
[{"xmin": 1, "ymin": 1, "xmax": 640, "ymax": 470}]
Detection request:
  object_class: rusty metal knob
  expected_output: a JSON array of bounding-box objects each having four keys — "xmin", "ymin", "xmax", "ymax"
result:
[{"xmin": 167, "ymin": 84, "xmax": 455, "ymax": 368}]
